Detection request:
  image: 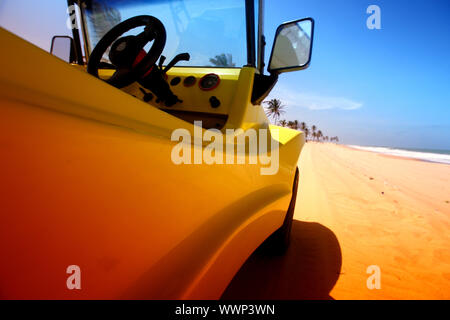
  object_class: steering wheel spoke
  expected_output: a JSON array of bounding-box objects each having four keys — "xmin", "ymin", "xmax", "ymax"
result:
[
  {"xmin": 107, "ymin": 68, "xmax": 133, "ymax": 87},
  {"xmin": 136, "ymin": 27, "xmax": 156, "ymax": 46}
]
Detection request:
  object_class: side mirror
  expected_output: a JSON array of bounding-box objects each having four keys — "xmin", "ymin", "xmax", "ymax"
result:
[
  {"xmin": 50, "ymin": 36, "xmax": 77, "ymax": 63},
  {"xmin": 268, "ymin": 18, "xmax": 314, "ymax": 74}
]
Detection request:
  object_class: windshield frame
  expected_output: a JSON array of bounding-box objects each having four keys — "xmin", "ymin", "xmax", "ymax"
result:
[{"xmin": 69, "ymin": 0, "xmax": 257, "ymax": 69}]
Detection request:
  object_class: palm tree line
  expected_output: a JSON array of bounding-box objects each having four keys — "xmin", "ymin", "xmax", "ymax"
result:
[{"xmin": 264, "ymin": 98, "xmax": 340, "ymax": 143}]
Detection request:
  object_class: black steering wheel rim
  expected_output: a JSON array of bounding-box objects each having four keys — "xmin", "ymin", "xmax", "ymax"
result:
[{"xmin": 87, "ymin": 15, "xmax": 166, "ymax": 88}]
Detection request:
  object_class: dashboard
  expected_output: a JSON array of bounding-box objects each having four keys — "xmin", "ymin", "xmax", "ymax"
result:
[{"xmin": 114, "ymin": 67, "xmax": 242, "ymax": 129}]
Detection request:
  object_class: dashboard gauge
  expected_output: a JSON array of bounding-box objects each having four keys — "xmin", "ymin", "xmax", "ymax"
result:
[
  {"xmin": 183, "ymin": 76, "xmax": 196, "ymax": 87},
  {"xmin": 183, "ymin": 76, "xmax": 197, "ymax": 87},
  {"xmin": 199, "ymin": 73, "xmax": 220, "ymax": 91},
  {"xmin": 170, "ymin": 76, "xmax": 181, "ymax": 86}
]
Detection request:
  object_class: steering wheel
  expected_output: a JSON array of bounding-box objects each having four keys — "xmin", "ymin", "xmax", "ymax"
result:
[{"xmin": 87, "ymin": 15, "xmax": 166, "ymax": 88}]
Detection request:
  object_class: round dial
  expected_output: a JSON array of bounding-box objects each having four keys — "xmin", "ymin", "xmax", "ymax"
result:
[
  {"xmin": 170, "ymin": 77, "xmax": 181, "ymax": 86},
  {"xmin": 199, "ymin": 74, "xmax": 220, "ymax": 91},
  {"xmin": 183, "ymin": 76, "xmax": 196, "ymax": 87}
]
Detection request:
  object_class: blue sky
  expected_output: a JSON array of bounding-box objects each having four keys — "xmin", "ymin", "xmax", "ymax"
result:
[
  {"xmin": 0, "ymin": 0, "xmax": 449, "ymax": 149},
  {"xmin": 265, "ymin": 0, "xmax": 450, "ymax": 149}
]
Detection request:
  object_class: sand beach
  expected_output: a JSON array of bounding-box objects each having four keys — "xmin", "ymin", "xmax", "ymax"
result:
[{"xmin": 224, "ymin": 143, "xmax": 450, "ymax": 299}]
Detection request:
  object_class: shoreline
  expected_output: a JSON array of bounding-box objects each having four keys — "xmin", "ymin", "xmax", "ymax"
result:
[{"xmin": 341, "ymin": 143, "xmax": 450, "ymax": 166}]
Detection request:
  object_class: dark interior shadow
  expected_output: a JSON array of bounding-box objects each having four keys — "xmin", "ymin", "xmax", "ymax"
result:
[{"xmin": 221, "ymin": 220, "xmax": 342, "ymax": 300}]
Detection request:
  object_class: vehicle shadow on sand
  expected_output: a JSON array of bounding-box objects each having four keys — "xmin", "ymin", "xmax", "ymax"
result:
[{"xmin": 221, "ymin": 220, "xmax": 342, "ymax": 300}]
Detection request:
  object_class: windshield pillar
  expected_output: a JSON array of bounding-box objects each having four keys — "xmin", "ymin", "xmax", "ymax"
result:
[
  {"xmin": 245, "ymin": 0, "xmax": 256, "ymax": 67},
  {"xmin": 256, "ymin": 0, "xmax": 265, "ymax": 74},
  {"xmin": 67, "ymin": 0, "xmax": 84, "ymax": 65}
]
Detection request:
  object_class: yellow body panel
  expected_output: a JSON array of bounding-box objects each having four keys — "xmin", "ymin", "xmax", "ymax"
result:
[{"xmin": 0, "ymin": 28, "xmax": 304, "ymax": 299}]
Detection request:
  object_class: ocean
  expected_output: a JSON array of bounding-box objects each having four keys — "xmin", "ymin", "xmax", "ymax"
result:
[{"xmin": 347, "ymin": 145, "xmax": 450, "ymax": 165}]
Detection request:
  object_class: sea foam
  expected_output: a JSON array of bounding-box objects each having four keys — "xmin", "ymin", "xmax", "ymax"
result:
[{"xmin": 347, "ymin": 145, "xmax": 450, "ymax": 165}]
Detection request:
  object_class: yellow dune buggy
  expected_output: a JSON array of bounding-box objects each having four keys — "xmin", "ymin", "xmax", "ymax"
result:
[{"xmin": 0, "ymin": 0, "xmax": 313, "ymax": 299}]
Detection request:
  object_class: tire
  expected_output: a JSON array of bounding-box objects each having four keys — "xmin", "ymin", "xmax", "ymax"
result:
[{"xmin": 260, "ymin": 167, "xmax": 299, "ymax": 255}]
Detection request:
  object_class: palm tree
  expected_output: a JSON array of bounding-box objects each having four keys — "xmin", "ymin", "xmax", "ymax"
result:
[
  {"xmin": 264, "ymin": 99, "xmax": 285, "ymax": 123},
  {"xmin": 209, "ymin": 53, "xmax": 236, "ymax": 67},
  {"xmin": 287, "ymin": 121, "xmax": 295, "ymax": 129},
  {"xmin": 311, "ymin": 125, "xmax": 317, "ymax": 141},
  {"xmin": 88, "ymin": 2, "xmax": 122, "ymax": 48},
  {"xmin": 317, "ymin": 130, "xmax": 323, "ymax": 142},
  {"xmin": 300, "ymin": 122, "xmax": 307, "ymax": 131},
  {"xmin": 278, "ymin": 119, "xmax": 287, "ymax": 127},
  {"xmin": 293, "ymin": 120, "xmax": 299, "ymax": 130},
  {"xmin": 330, "ymin": 136, "xmax": 339, "ymax": 143},
  {"xmin": 299, "ymin": 122, "xmax": 308, "ymax": 140},
  {"xmin": 304, "ymin": 127, "xmax": 310, "ymax": 142}
]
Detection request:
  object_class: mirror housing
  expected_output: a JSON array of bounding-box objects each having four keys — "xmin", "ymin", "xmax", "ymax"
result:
[
  {"xmin": 268, "ymin": 18, "xmax": 314, "ymax": 74},
  {"xmin": 50, "ymin": 36, "xmax": 78, "ymax": 63}
]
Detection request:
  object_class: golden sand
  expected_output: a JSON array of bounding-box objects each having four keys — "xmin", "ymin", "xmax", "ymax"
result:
[{"xmin": 223, "ymin": 143, "xmax": 450, "ymax": 299}]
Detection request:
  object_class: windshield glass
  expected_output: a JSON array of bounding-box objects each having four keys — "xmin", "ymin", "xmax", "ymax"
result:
[{"xmin": 82, "ymin": 0, "xmax": 247, "ymax": 67}]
